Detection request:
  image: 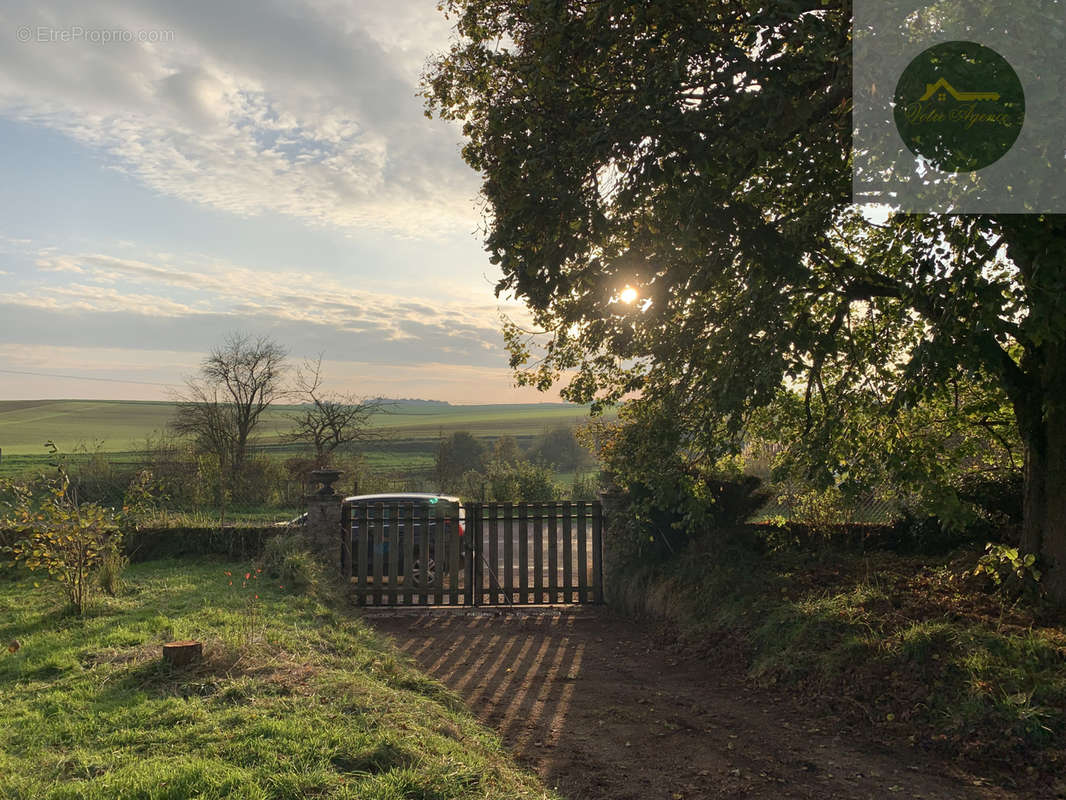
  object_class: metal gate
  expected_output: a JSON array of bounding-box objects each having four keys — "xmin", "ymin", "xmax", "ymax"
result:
[{"xmin": 343, "ymin": 501, "xmax": 603, "ymax": 607}]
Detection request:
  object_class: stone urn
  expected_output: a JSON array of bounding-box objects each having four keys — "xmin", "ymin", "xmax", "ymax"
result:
[{"xmin": 310, "ymin": 469, "xmax": 343, "ymax": 497}]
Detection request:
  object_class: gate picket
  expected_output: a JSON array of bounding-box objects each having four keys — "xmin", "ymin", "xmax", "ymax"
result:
[
  {"xmin": 419, "ymin": 502, "xmax": 431, "ymax": 603},
  {"xmin": 387, "ymin": 504, "xmax": 399, "ymax": 605},
  {"xmin": 356, "ymin": 503, "xmax": 369, "ymax": 605},
  {"xmin": 488, "ymin": 503, "xmax": 499, "ymax": 605},
  {"xmin": 532, "ymin": 502, "xmax": 544, "ymax": 603},
  {"xmin": 448, "ymin": 510, "xmax": 460, "ymax": 605},
  {"xmin": 547, "ymin": 502, "xmax": 558, "ymax": 604},
  {"xmin": 562, "ymin": 501, "xmax": 573, "ymax": 604},
  {"xmin": 577, "ymin": 501, "xmax": 588, "ymax": 603},
  {"xmin": 372, "ymin": 504, "xmax": 384, "ymax": 605},
  {"xmin": 518, "ymin": 503, "xmax": 529, "ymax": 604},
  {"xmin": 403, "ymin": 503, "xmax": 415, "ymax": 605}
]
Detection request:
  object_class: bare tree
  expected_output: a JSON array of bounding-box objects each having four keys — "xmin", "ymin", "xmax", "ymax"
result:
[
  {"xmin": 172, "ymin": 333, "xmax": 288, "ymax": 495},
  {"xmin": 286, "ymin": 357, "xmax": 384, "ymax": 465}
]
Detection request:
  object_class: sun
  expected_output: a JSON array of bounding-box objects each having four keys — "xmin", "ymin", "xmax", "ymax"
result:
[{"xmin": 619, "ymin": 286, "xmax": 638, "ymax": 304}]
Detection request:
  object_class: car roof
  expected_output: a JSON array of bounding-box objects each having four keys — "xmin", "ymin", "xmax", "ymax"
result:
[{"xmin": 343, "ymin": 493, "xmax": 462, "ymax": 504}]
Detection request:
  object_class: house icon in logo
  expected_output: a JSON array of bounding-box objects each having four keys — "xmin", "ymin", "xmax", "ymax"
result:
[{"xmin": 919, "ymin": 77, "xmax": 1000, "ymax": 102}]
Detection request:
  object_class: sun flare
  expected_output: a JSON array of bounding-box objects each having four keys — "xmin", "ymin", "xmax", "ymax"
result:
[{"xmin": 619, "ymin": 286, "xmax": 638, "ymax": 304}]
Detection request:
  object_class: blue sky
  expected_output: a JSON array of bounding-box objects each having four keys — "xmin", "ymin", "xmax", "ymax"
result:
[{"xmin": 0, "ymin": 0, "xmax": 546, "ymax": 403}]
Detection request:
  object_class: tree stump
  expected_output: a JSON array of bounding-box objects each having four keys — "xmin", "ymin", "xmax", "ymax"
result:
[{"xmin": 162, "ymin": 640, "xmax": 202, "ymax": 667}]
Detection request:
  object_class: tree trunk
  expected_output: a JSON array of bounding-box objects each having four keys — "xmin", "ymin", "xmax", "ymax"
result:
[
  {"xmin": 163, "ymin": 640, "xmax": 203, "ymax": 667},
  {"xmin": 1019, "ymin": 344, "xmax": 1066, "ymax": 602}
]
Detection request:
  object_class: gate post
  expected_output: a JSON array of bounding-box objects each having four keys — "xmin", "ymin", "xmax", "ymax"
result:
[
  {"xmin": 306, "ymin": 469, "xmax": 344, "ymax": 576},
  {"xmin": 595, "ymin": 490, "xmax": 625, "ymax": 604}
]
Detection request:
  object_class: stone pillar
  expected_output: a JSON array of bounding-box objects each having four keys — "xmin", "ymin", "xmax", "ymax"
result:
[
  {"xmin": 306, "ymin": 469, "xmax": 343, "ymax": 574},
  {"xmin": 597, "ymin": 486, "xmax": 627, "ymax": 606}
]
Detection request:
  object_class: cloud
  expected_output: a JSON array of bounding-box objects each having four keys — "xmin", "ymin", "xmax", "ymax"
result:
[
  {"xmin": 0, "ymin": 343, "xmax": 563, "ymax": 404},
  {"xmin": 7, "ymin": 245, "xmax": 531, "ymax": 371},
  {"xmin": 0, "ymin": 0, "xmax": 479, "ymax": 236}
]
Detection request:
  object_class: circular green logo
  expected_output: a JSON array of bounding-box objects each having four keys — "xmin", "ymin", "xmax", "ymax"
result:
[{"xmin": 893, "ymin": 41, "xmax": 1025, "ymax": 173}]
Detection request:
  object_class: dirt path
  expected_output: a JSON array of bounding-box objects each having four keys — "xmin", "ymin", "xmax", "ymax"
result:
[{"xmin": 368, "ymin": 607, "xmax": 1029, "ymax": 800}]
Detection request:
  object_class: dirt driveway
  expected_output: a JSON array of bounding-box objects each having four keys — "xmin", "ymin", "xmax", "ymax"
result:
[{"xmin": 368, "ymin": 607, "xmax": 1030, "ymax": 800}]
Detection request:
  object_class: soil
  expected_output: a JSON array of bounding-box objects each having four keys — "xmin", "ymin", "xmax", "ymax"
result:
[{"xmin": 368, "ymin": 607, "xmax": 1038, "ymax": 800}]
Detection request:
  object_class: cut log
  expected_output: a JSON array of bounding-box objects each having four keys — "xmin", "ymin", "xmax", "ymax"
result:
[{"xmin": 162, "ymin": 640, "xmax": 203, "ymax": 667}]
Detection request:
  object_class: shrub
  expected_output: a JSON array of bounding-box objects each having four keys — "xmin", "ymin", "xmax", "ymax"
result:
[
  {"xmin": 572, "ymin": 473, "xmax": 601, "ymax": 501},
  {"xmin": 1, "ymin": 472, "xmax": 118, "ymax": 614},
  {"xmin": 972, "ymin": 543, "xmax": 1043, "ymax": 602},
  {"xmin": 261, "ymin": 533, "xmax": 323, "ymax": 595},
  {"xmin": 485, "ymin": 460, "xmax": 562, "ymax": 502},
  {"xmin": 955, "ymin": 469, "xmax": 1024, "ymax": 524},
  {"xmin": 706, "ymin": 474, "xmax": 768, "ymax": 527}
]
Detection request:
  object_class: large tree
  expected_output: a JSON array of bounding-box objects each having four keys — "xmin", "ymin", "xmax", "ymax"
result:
[
  {"xmin": 172, "ymin": 333, "xmax": 288, "ymax": 497},
  {"xmin": 424, "ymin": 2, "xmax": 1066, "ymax": 595},
  {"xmin": 434, "ymin": 431, "xmax": 486, "ymax": 493}
]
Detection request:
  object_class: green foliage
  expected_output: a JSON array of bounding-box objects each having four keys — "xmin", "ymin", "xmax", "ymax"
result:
[
  {"xmin": 261, "ymin": 534, "xmax": 323, "ymax": 596},
  {"xmin": 583, "ymin": 401, "xmax": 765, "ymax": 566},
  {"xmin": 490, "ymin": 435, "xmax": 523, "ymax": 467},
  {"xmin": 584, "ymin": 400, "xmax": 722, "ymax": 537},
  {"xmin": 1, "ymin": 470, "xmax": 118, "ymax": 615},
  {"xmin": 750, "ymin": 374, "xmax": 1023, "ymax": 530},
  {"xmin": 484, "ymin": 459, "xmax": 562, "ymax": 503},
  {"xmin": 571, "ymin": 473, "xmax": 601, "ymax": 501},
  {"xmin": 955, "ymin": 470, "xmax": 1024, "ymax": 525},
  {"xmin": 774, "ymin": 484, "xmax": 851, "ymax": 538},
  {"xmin": 973, "ymin": 543, "xmax": 1043, "ymax": 601},
  {"xmin": 433, "ymin": 431, "xmax": 485, "ymax": 493},
  {"xmin": 529, "ymin": 426, "xmax": 590, "ymax": 472}
]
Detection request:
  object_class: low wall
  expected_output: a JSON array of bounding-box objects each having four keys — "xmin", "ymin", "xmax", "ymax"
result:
[
  {"xmin": 123, "ymin": 526, "xmax": 279, "ymax": 562},
  {"xmin": 0, "ymin": 526, "xmax": 283, "ymax": 564}
]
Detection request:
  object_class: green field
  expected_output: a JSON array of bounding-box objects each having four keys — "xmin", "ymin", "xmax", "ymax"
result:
[{"xmin": 0, "ymin": 399, "xmax": 608, "ymax": 478}]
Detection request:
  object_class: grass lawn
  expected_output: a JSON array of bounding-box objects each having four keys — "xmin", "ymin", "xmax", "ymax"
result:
[{"xmin": 0, "ymin": 559, "xmax": 556, "ymax": 800}]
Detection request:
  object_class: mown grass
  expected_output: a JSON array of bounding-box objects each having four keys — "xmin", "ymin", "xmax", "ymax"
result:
[
  {"xmin": 0, "ymin": 559, "xmax": 556, "ymax": 800},
  {"xmin": 615, "ymin": 538, "xmax": 1066, "ymax": 772}
]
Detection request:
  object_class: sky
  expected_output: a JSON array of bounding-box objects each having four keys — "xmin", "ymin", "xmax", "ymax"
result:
[{"xmin": 0, "ymin": 0, "xmax": 553, "ymax": 404}]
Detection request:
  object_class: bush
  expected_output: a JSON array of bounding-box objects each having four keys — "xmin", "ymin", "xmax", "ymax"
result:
[
  {"xmin": 955, "ymin": 470, "xmax": 1024, "ymax": 524},
  {"xmin": 485, "ymin": 460, "xmax": 562, "ymax": 502},
  {"xmin": 972, "ymin": 543, "xmax": 1043, "ymax": 602},
  {"xmin": 706, "ymin": 474, "xmax": 769, "ymax": 527},
  {"xmin": 261, "ymin": 533, "xmax": 323, "ymax": 594},
  {"xmin": 1, "ymin": 472, "xmax": 118, "ymax": 614}
]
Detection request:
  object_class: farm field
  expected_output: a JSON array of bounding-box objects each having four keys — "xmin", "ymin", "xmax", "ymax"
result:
[
  {"xmin": 0, "ymin": 558, "xmax": 556, "ymax": 800},
  {"xmin": 0, "ymin": 399, "xmax": 607, "ymax": 477}
]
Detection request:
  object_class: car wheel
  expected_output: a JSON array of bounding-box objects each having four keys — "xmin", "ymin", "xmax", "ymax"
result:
[{"xmin": 412, "ymin": 558, "xmax": 436, "ymax": 588}]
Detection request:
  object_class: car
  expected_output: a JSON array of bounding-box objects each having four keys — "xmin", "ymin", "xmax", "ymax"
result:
[
  {"xmin": 280, "ymin": 493, "xmax": 465, "ymax": 584},
  {"xmin": 345, "ymin": 494, "xmax": 465, "ymax": 584}
]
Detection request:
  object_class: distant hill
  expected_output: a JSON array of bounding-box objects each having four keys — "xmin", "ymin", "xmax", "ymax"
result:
[
  {"xmin": 0, "ymin": 398, "xmax": 605, "ymax": 457},
  {"xmin": 373, "ymin": 397, "xmax": 451, "ymax": 406}
]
